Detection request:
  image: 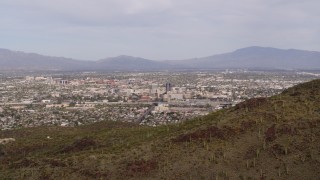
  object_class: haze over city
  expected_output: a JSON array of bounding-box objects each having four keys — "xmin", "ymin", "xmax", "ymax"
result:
[{"xmin": 1, "ymin": 0, "xmax": 320, "ymax": 60}]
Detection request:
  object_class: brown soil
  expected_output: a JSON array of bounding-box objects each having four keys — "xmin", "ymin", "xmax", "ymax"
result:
[
  {"xmin": 60, "ymin": 137, "xmax": 97, "ymax": 153},
  {"xmin": 265, "ymin": 124, "xmax": 276, "ymax": 142},
  {"xmin": 126, "ymin": 159, "xmax": 157, "ymax": 177}
]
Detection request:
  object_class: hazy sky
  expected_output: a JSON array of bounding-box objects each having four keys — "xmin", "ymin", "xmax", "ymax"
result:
[{"xmin": 0, "ymin": 0, "xmax": 319, "ymax": 60}]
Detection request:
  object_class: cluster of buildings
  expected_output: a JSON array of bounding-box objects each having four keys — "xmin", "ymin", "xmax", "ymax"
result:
[{"xmin": 0, "ymin": 70, "xmax": 318, "ymax": 130}]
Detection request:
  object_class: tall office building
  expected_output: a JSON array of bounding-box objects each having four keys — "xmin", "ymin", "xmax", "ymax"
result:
[{"xmin": 165, "ymin": 82, "xmax": 172, "ymax": 93}]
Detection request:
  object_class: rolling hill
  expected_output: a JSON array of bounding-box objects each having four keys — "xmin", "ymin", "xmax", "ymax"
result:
[{"xmin": 0, "ymin": 79, "xmax": 319, "ymax": 179}]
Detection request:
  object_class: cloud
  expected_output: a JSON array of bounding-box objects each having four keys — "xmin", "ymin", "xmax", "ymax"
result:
[
  {"xmin": 1, "ymin": 0, "xmax": 174, "ymax": 26},
  {"xmin": 0, "ymin": 0, "xmax": 319, "ymax": 60}
]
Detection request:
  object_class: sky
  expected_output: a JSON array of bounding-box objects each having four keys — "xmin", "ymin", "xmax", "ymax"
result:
[{"xmin": 0, "ymin": 0, "xmax": 319, "ymax": 60}]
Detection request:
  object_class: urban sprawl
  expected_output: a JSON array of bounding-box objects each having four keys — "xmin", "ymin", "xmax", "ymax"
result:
[{"xmin": 0, "ymin": 70, "xmax": 318, "ymax": 130}]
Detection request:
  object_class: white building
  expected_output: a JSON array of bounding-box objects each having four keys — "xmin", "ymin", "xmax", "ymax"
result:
[
  {"xmin": 155, "ymin": 103, "xmax": 169, "ymax": 112},
  {"xmin": 42, "ymin": 100, "xmax": 51, "ymax": 104},
  {"xmin": 25, "ymin": 76, "xmax": 34, "ymax": 81}
]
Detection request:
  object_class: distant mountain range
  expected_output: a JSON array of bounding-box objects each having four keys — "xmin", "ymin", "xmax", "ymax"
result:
[
  {"xmin": 0, "ymin": 46, "xmax": 319, "ymax": 71},
  {"xmin": 0, "ymin": 48, "xmax": 91, "ymax": 71}
]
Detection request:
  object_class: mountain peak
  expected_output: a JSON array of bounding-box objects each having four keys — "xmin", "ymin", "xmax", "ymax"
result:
[
  {"xmin": 234, "ymin": 46, "xmax": 280, "ymax": 53},
  {"xmin": 116, "ymin": 55, "xmax": 135, "ymax": 58}
]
